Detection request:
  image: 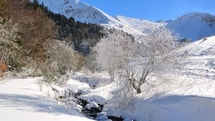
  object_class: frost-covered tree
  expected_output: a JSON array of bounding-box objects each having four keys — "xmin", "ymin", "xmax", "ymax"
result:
[
  {"xmin": 41, "ymin": 39, "xmax": 84, "ymax": 83},
  {"xmin": 122, "ymin": 27, "xmax": 179, "ymax": 94},
  {"xmin": 95, "ymin": 29, "xmax": 134, "ymax": 81},
  {"xmin": 95, "ymin": 27, "xmax": 179, "ymax": 94}
]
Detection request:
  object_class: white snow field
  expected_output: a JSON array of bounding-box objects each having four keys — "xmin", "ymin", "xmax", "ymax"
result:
[{"xmin": 0, "ymin": 78, "xmax": 94, "ymax": 121}]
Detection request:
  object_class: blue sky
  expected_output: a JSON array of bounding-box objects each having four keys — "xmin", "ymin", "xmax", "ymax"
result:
[{"xmin": 80, "ymin": 0, "xmax": 215, "ymax": 21}]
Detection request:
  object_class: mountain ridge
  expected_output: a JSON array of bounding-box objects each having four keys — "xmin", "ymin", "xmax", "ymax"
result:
[
  {"xmin": 36, "ymin": 0, "xmax": 215, "ymax": 41},
  {"xmin": 167, "ymin": 12, "xmax": 215, "ymax": 41}
]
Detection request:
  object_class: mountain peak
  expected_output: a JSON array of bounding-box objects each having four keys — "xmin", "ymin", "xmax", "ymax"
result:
[
  {"xmin": 34, "ymin": 0, "xmax": 215, "ymax": 41},
  {"xmin": 167, "ymin": 12, "xmax": 215, "ymax": 41},
  {"xmin": 36, "ymin": 0, "xmax": 110, "ymax": 24},
  {"xmin": 179, "ymin": 12, "xmax": 214, "ymax": 18}
]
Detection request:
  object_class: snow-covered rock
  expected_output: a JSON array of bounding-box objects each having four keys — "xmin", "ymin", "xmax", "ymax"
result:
[{"xmin": 86, "ymin": 102, "xmax": 99, "ymax": 110}]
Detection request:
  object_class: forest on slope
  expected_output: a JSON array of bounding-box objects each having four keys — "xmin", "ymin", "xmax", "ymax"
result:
[{"xmin": 0, "ymin": 0, "xmax": 105, "ymax": 81}]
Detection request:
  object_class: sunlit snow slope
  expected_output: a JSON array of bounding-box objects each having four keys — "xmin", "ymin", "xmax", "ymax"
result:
[
  {"xmin": 167, "ymin": 13, "xmax": 215, "ymax": 41},
  {"xmin": 36, "ymin": 0, "xmax": 111, "ymax": 24}
]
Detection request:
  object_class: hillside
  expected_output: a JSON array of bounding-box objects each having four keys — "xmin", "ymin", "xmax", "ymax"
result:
[
  {"xmin": 35, "ymin": 0, "xmax": 111, "ymax": 24},
  {"xmin": 167, "ymin": 12, "xmax": 215, "ymax": 41},
  {"xmin": 0, "ymin": 0, "xmax": 106, "ymax": 75},
  {"xmin": 35, "ymin": 0, "xmax": 215, "ymax": 41},
  {"xmin": 176, "ymin": 36, "xmax": 215, "ymax": 79}
]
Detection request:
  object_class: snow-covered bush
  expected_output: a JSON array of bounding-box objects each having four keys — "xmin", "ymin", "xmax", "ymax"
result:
[
  {"xmin": 0, "ymin": 17, "xmax": 25, "ymax": 72},
  {"xmin": 41, "ymin": 39, "xmax": 84, "ymax": 83}
]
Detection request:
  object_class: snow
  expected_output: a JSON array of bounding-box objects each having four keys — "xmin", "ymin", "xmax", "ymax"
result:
[
  {"xmin": 75, "ymin": 36, "xmax": 215, "ymax": 121},
  {"xmin": 35, "ymin": 1, "xmax": 215, "ymax": 40},
  {"xmin": 0, "ymin": 78, "xmax": 94, "ymax": 121},
  {"xmin": 35, "ymin": 0, "xmax": 110, "ymax": 24},
  {"xmin": 167, "ymin": 12, "xmax": 215, "ymax": 41},
  {"xmin": 34, "ymin": 0, "xmax": 162, "ymax": 38},
  {"xmin": 1, "ymin": 36, "xmax": 215, "ymax": 121},
  {"xmin": 86, "ymin": 102, "xmax": 99, "ymax": 110},
  {"xmin": 116, "ymin": 16, "xmax": 163, "ymax": 34},
  {"xmin": 131, "ymin": 95, "xmax": 215, "ymax": 121},
  {"xmin": 3, "ymin": 1, "xmax": 215, "ymax": 120},
  {"xmin": 79, "ymin": 82, "xmax": 116, "ymax": 105},
  {"xmin": 66, "ymin": 78, "xmax": 91, "ymax": 93},
  {"xmin": 96, "ymin": 112, "xmax": 110, "ymax": 121}
]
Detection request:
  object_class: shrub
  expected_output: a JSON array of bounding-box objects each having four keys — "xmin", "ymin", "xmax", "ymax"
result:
[
  {"xmin": 41, "ymin": 39, "xmax": 85, "ymax": 83},
  {"xmin": 0, "ymin": 17, "xmax": 25, "ymax": 72},
  {"xmin": 0, "ymin": 0, "xmax": 9, "ymax": 18}
]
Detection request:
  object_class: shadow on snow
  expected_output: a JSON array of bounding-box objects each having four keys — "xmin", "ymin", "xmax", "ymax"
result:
[{"xmin": 0, "ymin": 93, "xmax": 82, "ymax": 116}]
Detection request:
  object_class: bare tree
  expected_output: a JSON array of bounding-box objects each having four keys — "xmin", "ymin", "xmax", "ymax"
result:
[
  {"xmin": 122, "ymin": 26, "xmax": 179, "ymax": 94},
  {"xmin": 95, "ymin": 27, "xmax": 179, "ymax": 94},
  {"xmin": 95, "ymin": 29, "xmax": 134, "ymax": 81}
]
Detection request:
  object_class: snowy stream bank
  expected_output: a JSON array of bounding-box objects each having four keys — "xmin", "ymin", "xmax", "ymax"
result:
[{"xmin": 51, "ymin": 81, "xmax": 125, "ymax": 121}]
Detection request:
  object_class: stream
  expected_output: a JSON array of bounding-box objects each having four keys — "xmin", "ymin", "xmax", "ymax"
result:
[
  {"xmin": 53, "ymin": 87, "xmax": 125, "ymax": 121},
  {"xmin": 75, "ymin": 92, "xmax": 125, "ymax": 121}
]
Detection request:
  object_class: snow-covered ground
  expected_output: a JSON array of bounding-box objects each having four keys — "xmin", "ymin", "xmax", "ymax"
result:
[
  {"xmin": 0, "ymin": 78, "xmax": 94, "ymax": 121},
  {"xmin": 77, "ymin": 36, "xmax": 215, "ymax": 121},
  {"xmin": 2, "ymin": 2, "xmax": 215, "ymax": 118},
  {"xmin": 1, "ymin": 1, "xmax": 215, "ymax": 121}
]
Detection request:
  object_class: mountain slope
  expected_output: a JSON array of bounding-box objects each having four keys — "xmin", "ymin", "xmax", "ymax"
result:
[
  {"xmin": 176, "ymin": 36, "xmax": 215, "ymax": 79},
  {"xmin": 115, "ymin": 16, "xmax": 163, "ymax": 37},
  {"xmin": 116, "ymin": 16, "xmax": 163, "ymax": 33},
  {"xmin": 167, "ymin": 12, "xmax": 215, "ymax": 41},
  {"xmin": 116, "ymin": 13, "xmax": 215, "ymax": 41},
  {"xmin": 35, "ymin": 0, "xmax": 157, "ymax": 37},
  {"xmin": 35, "ymin": 1, "xmax": 215, "ymax": 41},
  {"xmin": 36, "ymin": 0, "xmax": 111, "ymax": 24}
]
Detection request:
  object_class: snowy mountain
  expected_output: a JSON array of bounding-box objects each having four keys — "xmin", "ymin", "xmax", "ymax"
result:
[
  {"xmin": 116, "ymin": 16, "xmax": 162, "ymax": 33},
  {"xmin": 34, "ymin": 0, "xmax": 136, "ymax": 37},
  {"xmin": 176, "ymin": 36, "xmax": 215, "ymax": 79},
  {"xmin": 36, "ymin": 1, "xmax": 215, "ymax": 41},
  {"xmin": 114, "ymin": 13, "xmax": 215, "ymax": 41},
  {"xmin": 167, "ymin": 12, "xmax": 215, "ymax": 41},
  {"xmin": 36, "ymin": 0, "xmax": 111, "ymax": 24},
  {"xmin": 115, "ymin": 16, "xmax": 164, "ymax": 37},
  {"xmin": 34, "ymin": 0, "xmax": 162, "ymax": 37}
]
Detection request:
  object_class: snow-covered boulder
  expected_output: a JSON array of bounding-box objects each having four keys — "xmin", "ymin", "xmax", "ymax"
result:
[{"xmin": 86, "ymin": 101, "xmax": 99, "ymax": 110}]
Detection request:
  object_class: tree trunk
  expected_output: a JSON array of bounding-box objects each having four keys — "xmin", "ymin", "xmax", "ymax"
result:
[{"xmin": 136, "ymin": 88, "xmax": 141, "ymax": 94}]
